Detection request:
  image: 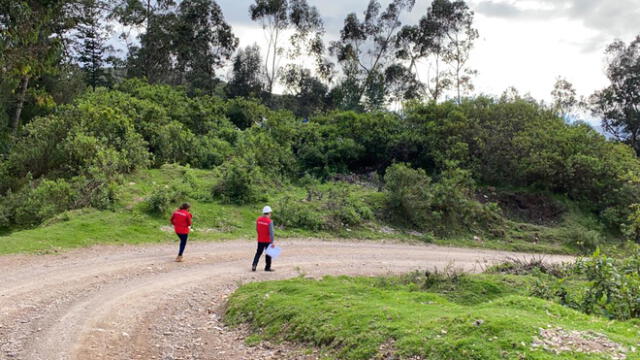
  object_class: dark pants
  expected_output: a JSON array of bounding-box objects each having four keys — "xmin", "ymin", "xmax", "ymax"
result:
[
  {"xmin": 252, "ymin": 242, "xmax": 272, "ymax": 270},
  {"xmin": 177, "ymin": 233, "xmax": 188, "ymax": 256}
]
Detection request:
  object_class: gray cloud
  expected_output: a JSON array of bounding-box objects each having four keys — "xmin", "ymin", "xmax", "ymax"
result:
[
  {"xmin": 473, "ymin": 0, "xmax": 640, "ymax": 47},
  {"xmin": 476, "ymin": 1, "xmax": 523, "ymax": 18}
]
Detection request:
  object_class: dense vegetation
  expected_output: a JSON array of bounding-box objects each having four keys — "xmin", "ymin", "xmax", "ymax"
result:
[
  {"xmin": 2, "ymin": 0, "xmax": 640, "ymax": 253},
  {"xmin": 1, "ymin": 78, "xmax": 640, "ymax": 254},
  {"xmin": 226, "ymin": 255, "xmax": 640, "ymax": 359}
]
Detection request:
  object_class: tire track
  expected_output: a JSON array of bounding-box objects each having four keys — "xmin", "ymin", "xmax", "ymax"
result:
[{"xmin": 0, "ymin": 240, "xmax": 573, "ymax": 360}]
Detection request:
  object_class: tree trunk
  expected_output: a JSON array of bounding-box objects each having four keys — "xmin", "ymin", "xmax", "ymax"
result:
[{"xmin": 11, "ymin": 76, "xmax": 29, "ymax": 134}]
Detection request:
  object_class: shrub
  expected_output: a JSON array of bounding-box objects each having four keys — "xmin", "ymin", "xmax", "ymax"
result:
[
  {"xmin": 383, "ymin": 163, "xmax": 432, "ymax": 228},
  {"xmin": 324, "ymin": 187, "xmax": 374, "ymax": 229},
  {"xmin": 8, "ymin": 179, "xmax": 77, "ymax": 227},
  {"xmin": 576, "ymin": 249, "xmax": 640, "ymax": 320},
  {"xmin": 75, "ymin": 175, "xmax": 118, "ymax": 210},
  {"xmin": 191, "ymin": 135, "xmax": 233, "ymax": 169},
  {"xmin": 562, "ymin": 228, "xmax": 603, "ymax": 254},
  {"xmin": 225, "ymin": 98, "xmax": 270, "ymax": 130},
  {"xmin": 383, "ymin": 163, "xmax": 503, "ymax": 235},
  {"xmin": 0, "ymin": 196, "xmax": 10, "ymax": 228},
  {"xmin": 430, "ymin": 164, "xmax": 503, "ymax": 235},
  {"xmin": 7, "ymin": 105, "xmax": 149, "ymax": 181},
  {"xmin": 212, "ymin": 157, "xmax": 264, "ymax": 204},
  {"xmin": 146, "ymin": 186, "xmax": 176, "ymax": 215},
  {"xmin": 273, "ymin": 185, "xmax": 374, "ymax": 231},
  {"xmin": 487, "ymin": 257, "xmax": 570, "ymax": 278},
  {"xmin": 236, "ymin": 130, "xmax": 298, "ymax": 178},
  {"xmin": 273, "ymin": 196, "xmax": 325, "ymax": 231},
  {"xmin": 623, "ymin": 204, "xmax": 640, "ymax": 243},
  {"xmin": 0, "ymin": 160, "xmax": 10, "ymax": 194}
]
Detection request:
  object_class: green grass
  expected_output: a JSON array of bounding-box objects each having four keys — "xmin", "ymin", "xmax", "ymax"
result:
[
  {"xmin": 0, "ymin": 164, "xmax": 623, "ymax": 255},
  {"xmin": 225, "ymin": 274, "xmax": 640, "ymax": 360}
]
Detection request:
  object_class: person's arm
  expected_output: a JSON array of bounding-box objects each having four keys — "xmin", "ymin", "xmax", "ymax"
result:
[
  {"xmin": 187, "ymin": 213, "xmax": 193, "ymax": 227},
  {"xmin": 269, "ymin": 222, "xmax": 275, "ymax": 245}
]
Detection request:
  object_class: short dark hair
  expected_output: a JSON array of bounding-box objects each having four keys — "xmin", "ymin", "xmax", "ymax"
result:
[{"xmin": 179, "ymin": 203, "xmax": 191, "ymax": 210}]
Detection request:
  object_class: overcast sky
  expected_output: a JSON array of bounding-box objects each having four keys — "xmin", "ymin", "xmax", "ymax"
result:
[{"xmin": 216, "ymin": 0, "xmax": 640, "ymax": 104}]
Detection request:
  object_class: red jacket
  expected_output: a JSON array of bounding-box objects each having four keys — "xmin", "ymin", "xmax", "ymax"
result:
[
  {"xmin": 256, "ymin": 216, "xmax": 273, "ymax": 243},
  {"xmin": 171, "ymin": 209, "xmax": 192, "ymax": 235}
]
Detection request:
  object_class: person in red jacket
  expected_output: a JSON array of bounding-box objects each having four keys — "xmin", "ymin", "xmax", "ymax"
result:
[
  {"xmin": 171, "ymin": 203, "xmax": 193, "ymax": 262},
  {"xmin": 252, "ymin": 205, "xmax": 275, "ymax": 272}
]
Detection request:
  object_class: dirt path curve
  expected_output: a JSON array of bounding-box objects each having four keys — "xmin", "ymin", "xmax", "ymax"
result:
[{"xmin": 0, "ymin": 239, "xmax": 573, "ymax": 360}]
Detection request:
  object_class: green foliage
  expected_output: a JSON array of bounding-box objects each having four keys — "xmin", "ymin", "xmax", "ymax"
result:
[
  {"xmin": 273, "ymin": 185, "xmax": 375, "ymax": 231},
  {"xmin": 324, "ymin": 187, "xmax": 374, "ymax": 229},
  {"xmin": 7, "ymin": 103, "xmax": 149, "ymax": 181},
  {"xmin": 1, "ymin": 78, "xmax": 638, "ymax": 247},
  {"xmin": 225, "ymin": 97, "xmax": 270, "ymax": 130},
  {"xmin": 383, "ymin": 163, "xmax": 501, "ymax": 235},
  {"xmin": 212, "ymin": 157, "xmax": 264, "ymax": 205},
  {"xmin": 577, "ymin": 249, "xmax": 640, "ymax": 320},
  {"xmin": 4, "ymin": 179, "xmax": 76, "ymax": 227},
  {"xmin": 273, "ymin": 196, "xmax": 324, "ymax": 231},
  {"xmin": 561, "ymin": 229, "xmax": 603, "ymax": 255},
  {"xmin": 623, "ymin": 204, "xmax": 640, "ymax": 243},
  {"xmin": 226, "ymin": 274, "xmax": 640, "ymax": 360},
  {"xmin": 383, "ymin": 163, "xmax": 432, "ymax": 228},
  {"xmin": 226, "ymin": 45, "xmax": 264, "ymax": 99},
  {"xmin": 145, "ymin": 186, "xmax": 176, "ymax": 215}
]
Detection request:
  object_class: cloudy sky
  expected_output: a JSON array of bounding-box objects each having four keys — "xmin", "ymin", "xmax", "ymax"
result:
[{"xmin": 216, "ymin": 0, "xmax": 640, "ymax": 104}]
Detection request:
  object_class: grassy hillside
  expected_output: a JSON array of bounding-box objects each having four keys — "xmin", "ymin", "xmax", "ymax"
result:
[
  {"xmin": 0, "ymin": 164, "xmax": 626, "ymax": 255},
  {"xmin": 225, "ymin": 273, "xmax": 640, "ymax": 360}
]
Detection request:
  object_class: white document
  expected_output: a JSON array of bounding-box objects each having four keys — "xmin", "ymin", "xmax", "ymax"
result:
[{"xmin": 265, "ymin": 245, "xmax": 282, "ymax": 259}]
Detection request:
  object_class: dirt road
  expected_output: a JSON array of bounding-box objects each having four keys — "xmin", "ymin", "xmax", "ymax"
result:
[{"xmin": 0, "ymin": 239, "xmax": 573, "ymax": 360}]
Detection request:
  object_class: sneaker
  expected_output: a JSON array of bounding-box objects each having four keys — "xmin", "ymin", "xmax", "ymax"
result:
[
  {"xmin": 251, "ymin": 265, "xmax": 257, "ymax": 272},
  {"xmin": 264, "ymin": 268, "xmax": 274, "ymax": 272},
  {"xmin": 176, "ymin": 256, "xmax": 184, "ymax": 262}
]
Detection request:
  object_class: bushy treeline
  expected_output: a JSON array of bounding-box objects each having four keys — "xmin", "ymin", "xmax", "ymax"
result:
[{"xmin": 1, "ymin": 80, "xmax": 639, "ymax": 239}]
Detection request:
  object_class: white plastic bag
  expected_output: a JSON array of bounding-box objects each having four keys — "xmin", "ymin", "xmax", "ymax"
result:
[{"xmin": 265, "ymin": 245, "xmax": 282, "ymax": 259}]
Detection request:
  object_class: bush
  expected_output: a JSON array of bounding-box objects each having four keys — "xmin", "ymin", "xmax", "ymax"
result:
[
  {"xmin": 225, "ymin": 98, "xmax": 270, "ymax": 130},
  {"xmin": 273, "ymin": 196, "xmax": 325, "ymax": 231},
  {"xmin": 236, "ymin": 130, "xmax": 298, "ymax": 178},
  {"xmin": 487, "ymin": 257, "xmax": 570, "ymax": 278},
  {"xmin": 0, "ymin": 160, "xmax": 10, "ymax": 194},
  {"xmin": 562, "ymin": 228, "xmax": 603, "ymax": 254},
  {"xmin": 430, "ymin": 164, "xmax": 503, "ymax": 235},
  {"xmin": 7, "ymin": 179, "xmax": 77, "ymax": 227},
  {"xmin": 383, "ymin": 163, "xmax": 503, "ymax": 235},
  {"xmin": 324, "ymin": 187, "xmax": 374, "ymax": 229},
  {"xmin": 576, "ymin": 249, "xmax": 640, "ymax": 320},
  {"xmin": 212, "ymin": 157, "xmax": 264, "ymax": 204},
  {"xmin": 273, "ymin": 185, "xmax": 375, "ymax": 231},
  {"xmin": 623, "ymin": 204, "xmax": 640, "ymax": 243},
  {"xmin": 7, "ymin": 105, "xmax": 149, "ymax": 182},
  {"xmin": 383, "ymin": 163, "xmax": 432, "ymax": 228},
  {"xmin": 146, "ymin": 186, "xmax": 176, "ymax": 215}
]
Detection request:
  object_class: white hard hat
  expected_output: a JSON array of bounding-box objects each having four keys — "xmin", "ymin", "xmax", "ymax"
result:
[{"xmin": 262, "ymin": 205, "xmax": 272, "ymax": 214}]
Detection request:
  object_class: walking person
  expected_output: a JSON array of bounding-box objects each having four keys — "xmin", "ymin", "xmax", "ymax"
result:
[
  {"xmin": 252, "ymin": 206, "xmax": 275, "ymax": 272},
  {"xmin": 171, "ymin": 203, "xmax": 193, "ymax": 262}
]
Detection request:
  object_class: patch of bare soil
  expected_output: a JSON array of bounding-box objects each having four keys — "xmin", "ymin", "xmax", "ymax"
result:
[{"xmin": 532, "ymin": 327, "xmax": 632, "ymax": 359}]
